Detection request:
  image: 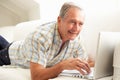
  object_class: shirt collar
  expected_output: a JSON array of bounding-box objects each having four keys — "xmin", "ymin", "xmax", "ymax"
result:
[{"xmin": 53, "ymin": 23, "xmax": 62, "ymax": 45}]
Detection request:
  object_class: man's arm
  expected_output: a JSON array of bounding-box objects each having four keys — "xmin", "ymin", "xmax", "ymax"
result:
[
  {"xmin": 30, "ymin": 62, "xmax": 63, "ymax": 80},
  {"xmin": 30, "ymin": 58, "xmax": 91, "ymax": 80}
]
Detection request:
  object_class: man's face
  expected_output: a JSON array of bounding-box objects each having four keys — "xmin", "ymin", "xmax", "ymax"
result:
[{"xmin": 58, "ymin": 8, "xmax": 85, "ymax": 41}]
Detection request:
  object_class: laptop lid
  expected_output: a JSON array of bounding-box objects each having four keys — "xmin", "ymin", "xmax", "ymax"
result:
[{"xmin": 94, "ymin": 32, "xmax": 120, "ymax": 79}]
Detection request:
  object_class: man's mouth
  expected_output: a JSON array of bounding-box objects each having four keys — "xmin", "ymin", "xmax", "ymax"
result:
[{"xmin": 68, "ymin": 31, "xmax": 78, "ymax": 34}]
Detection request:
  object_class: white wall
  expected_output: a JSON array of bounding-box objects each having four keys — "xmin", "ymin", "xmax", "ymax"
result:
[
  {"xmin": 36, "ymin": 0, "xmax": 119, "ymax": 58},
  {"xmin": 0, "ymin": 0, "xmax": 40, "ymax": 27},
  {"xmin": 80, "ymin": 0, "xmax": 119, "ymax": 57},
  {"xmin": 28, "ymin": 5, "xmax": 40, "ymax": 20},
  {"xmin": 0, "ymin": 6, "xmax": 20, "ymax": 27}
]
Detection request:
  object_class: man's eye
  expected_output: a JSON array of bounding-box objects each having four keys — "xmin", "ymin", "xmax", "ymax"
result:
[
  {"xmin": 79, "ymin": 23, "xmax": 83, "ymax": 26},
  {"xmin": 71, "ymin": 21, "xmax": 75, "ymax": 24}
]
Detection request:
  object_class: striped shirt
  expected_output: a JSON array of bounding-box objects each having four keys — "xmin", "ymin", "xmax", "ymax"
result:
[{"xmin": 9, "ymin": 22, "xmax": 87, "ymax": 68}]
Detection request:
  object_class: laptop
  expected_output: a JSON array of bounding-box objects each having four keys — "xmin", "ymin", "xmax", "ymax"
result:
[{"xmin": 59, "ymin": 32, "xmax": 120, "ymax": 80}]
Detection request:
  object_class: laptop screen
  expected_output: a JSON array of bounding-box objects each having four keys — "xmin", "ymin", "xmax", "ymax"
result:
[{"xmin": 94, "ymin": 32, "xmax": 120, "ymax": 79}]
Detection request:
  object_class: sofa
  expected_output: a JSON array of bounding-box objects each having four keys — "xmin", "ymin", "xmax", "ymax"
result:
[{"xmin": 0, "ymin": 20, "xmax": 113, "ymax": 80}]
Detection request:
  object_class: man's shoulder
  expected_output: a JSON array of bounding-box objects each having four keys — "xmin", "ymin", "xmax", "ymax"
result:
[
  {"xmin": 26, "ymin": 22, "xmax": 56, "ymax": 43},
  {"xmin": 29, "ymin": 21, "xmax": 55, "ymax": 34},
  {"xmin": 36, "ymin": 21, "xmax": 56, "ymax": 35},
  {"xmin": 37, "ymin": 21, "xmax": 56, "ymax": 30},
  {"xmin": 40, "ymin": 21, "xmax": 56, "ymax": 27}
]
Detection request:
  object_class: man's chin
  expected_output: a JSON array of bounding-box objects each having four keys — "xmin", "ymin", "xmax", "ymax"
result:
[
  {"xmin": 67, "ymin": 35, "xmax": 78, "ymax": 40},
  {"xmin": 69, "ymin": 37, "xmax": 76, "ymax": 40}
]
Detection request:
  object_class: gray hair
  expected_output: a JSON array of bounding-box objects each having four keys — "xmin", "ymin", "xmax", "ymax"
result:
[{"xmin": 59, "ymin": 2, "xmax": 83, "ymax": 19}]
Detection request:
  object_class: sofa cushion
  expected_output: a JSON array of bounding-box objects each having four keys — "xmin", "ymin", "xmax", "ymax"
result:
[
  {"xmin": 0, "ymin": 66, "xmax": 31, "ymax": 80},
  {"xmin": 0, "ymin": 26, "xmax": 14, "ymax": 42},
  {"xmin": 13, "ymin": 19, "xmax": 54, "ymax": 41},
  {"xmin": 13, "ymin": 20, "xmax": 41, "ymax": 41}
]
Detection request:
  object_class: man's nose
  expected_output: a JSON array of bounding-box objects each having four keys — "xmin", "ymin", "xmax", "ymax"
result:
[{"xmin": 74, "ymin": 24, "xmax": 80, "ymax": 31}]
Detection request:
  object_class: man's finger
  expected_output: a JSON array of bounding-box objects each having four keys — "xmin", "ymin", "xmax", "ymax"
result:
[{"xmin": 77, "ymin": 60, "xmax": 91, "ymax": 74}]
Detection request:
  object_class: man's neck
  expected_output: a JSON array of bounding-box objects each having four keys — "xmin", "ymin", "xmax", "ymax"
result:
[{"xmin": 57, "ymin": 41, "xmax": 66, "ymax": 55}]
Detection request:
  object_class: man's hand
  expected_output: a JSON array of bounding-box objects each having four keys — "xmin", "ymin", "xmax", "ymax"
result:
[
  {"xmin": 60, "ymin": 58, "xmax": 91, "ymax": 75},
  {"xmin": 87, "ymin": 55, "xmax": 95, "ymax": 67}
]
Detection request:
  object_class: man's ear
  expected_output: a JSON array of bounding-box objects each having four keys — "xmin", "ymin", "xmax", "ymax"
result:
[{"xmin": 57, "ymin": 16, "xmax": 61, "ymax": 24}]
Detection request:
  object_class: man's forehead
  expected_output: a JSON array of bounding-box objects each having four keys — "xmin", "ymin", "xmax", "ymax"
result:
[{"xmin": 65, "ymin": 8, "xmax": 84, "ymax": 16}]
